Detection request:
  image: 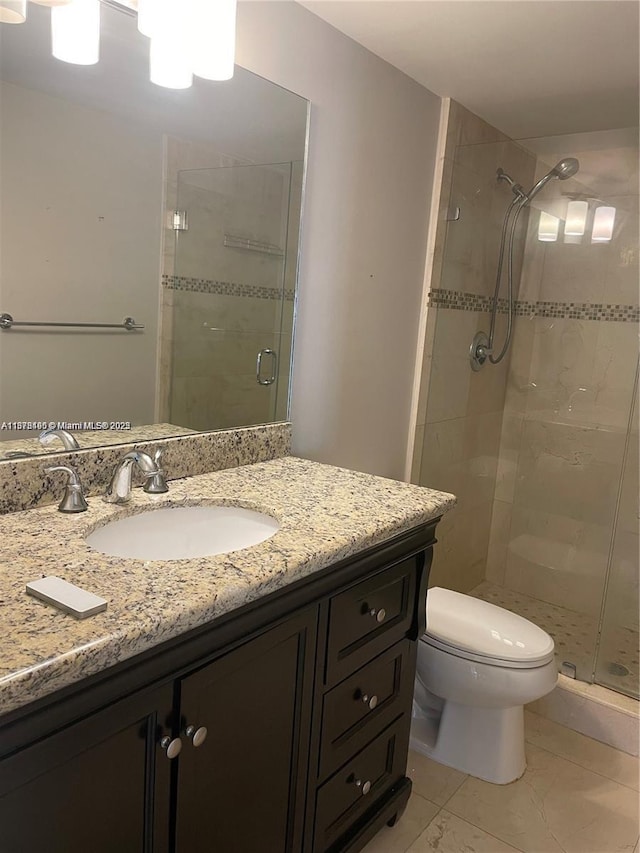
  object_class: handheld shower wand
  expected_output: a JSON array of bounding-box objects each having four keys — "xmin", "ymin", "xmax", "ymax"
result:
[
  {"xmin": 470, "ymin": 157, "xmax": 580, "ymax": 371},
  {"xmin": 523, "ymin": 157, "xmax": 579, "ymax": 202}
]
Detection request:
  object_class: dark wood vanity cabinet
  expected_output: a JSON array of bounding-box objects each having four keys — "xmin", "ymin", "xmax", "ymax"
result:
[
  {"xmin": 0, "ymin": 684, "xmax": 174, "ymax": 853},
  {"xmin": 174, "ymin": 611, "xmax": 316, "ymax": 853},
  {"xmin": 307, "ymin": 555, "xmax": 421, "ymax": 853},
  {"xmin": 0, "ymin": 522, "xmax": 436, "ymax": 853}
]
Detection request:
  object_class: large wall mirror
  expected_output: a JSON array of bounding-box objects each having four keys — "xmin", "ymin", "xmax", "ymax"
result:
[{"xmin": 0, "ymin": 0, "xmax": 308, "ymax": 460}]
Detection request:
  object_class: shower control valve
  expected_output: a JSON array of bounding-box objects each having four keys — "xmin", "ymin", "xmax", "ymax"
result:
[{"xmin": 470, "ymin": 331, "xmax": 491, "ymax": 372}]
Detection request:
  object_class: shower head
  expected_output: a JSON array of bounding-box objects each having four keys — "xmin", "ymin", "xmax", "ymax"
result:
[
  {"xmin": 523, "ymin": 157, "xmax": 580, "ymax": 202},
  {"xmin": 553, "ymin": 157, "xmax": 580, "ymax": 180}
]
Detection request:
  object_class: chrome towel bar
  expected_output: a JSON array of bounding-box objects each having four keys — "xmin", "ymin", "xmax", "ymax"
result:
[{"xmin": 0, "ymin": 314, "xmax": 144, "ymax": 331}]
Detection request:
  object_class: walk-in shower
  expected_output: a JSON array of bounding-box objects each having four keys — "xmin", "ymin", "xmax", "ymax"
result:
[
  {"xmin": 469, "ymin": 158, "xmax": 579, "ymax": 371},
  {"xmin": 414, "ymin": 100, "xmax": 639, "ymax": 705}
]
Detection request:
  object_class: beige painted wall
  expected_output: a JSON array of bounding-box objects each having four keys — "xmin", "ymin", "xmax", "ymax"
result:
[
  {"xmin": 0, "ymin": 81, "xmax": 163, "ymax": 436},
  {"xmin": 2, "ymin": 3, "xmax": 441, "ymax": 475},
  {"xmin": 236, "ymin": 1, "xmax": 441, "ymax": 479}
]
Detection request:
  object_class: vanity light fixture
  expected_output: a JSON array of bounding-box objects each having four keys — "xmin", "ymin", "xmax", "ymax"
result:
[
  {"xmin": 149, "ymin": 32, "xmax": 193, "ymax": 89},
  {"xmin": 51, "ymin": 0, "xmax": 100, "ymax": 65},
  {"xmin": 591, "ymin": 205, "xmax": 616, "ymax": 242},
  {"xmin": 191, "ymin": 0, "xmax": 237, "ymax": 81},
  {"xmin": 537, "ymin": 211, "xmax": 560, "ymax": 242},
  {"xmin": 135, "ymin": 0, "xmax": 152, "ymax": 37},
  {"xmin": 564, "ymin": 199, "xmax": 588, "ymax": 237},
  {"xmin": 0, "ymin": 0, "xmax": 26, "ymax": 24},
  {"xmin": 0, "ymin": 0, "xmax": 237, "ymax": 88},
  {"xmin": 137, "ymin": 0, "xmax": 237, "ymax": 87},
  {"xmin": 138, "ymin": 0, "xmax": 192, "ymax": 88}
]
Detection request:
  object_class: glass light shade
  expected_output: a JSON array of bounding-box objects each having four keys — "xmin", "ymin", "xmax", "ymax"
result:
[
  {"xmin": 52, "ymin": 0, "xmax": 100, "ymax": 65},
  {"xmin": 147, "ymin": 0, "xmax": 193, "ymax": 89},
  {"xmin": 149, "ymin": 37, "xmax": 193, "ymax": 89},
  {"xmin": 538, "ymin": 211, "xmax": 560, "ymax": 242},
  {"xmin": 191, "ymin": 0, "xmax": 237, "ymax": 81},
  {"xmin": 0, "ymin": 0, "xmax": 26, "ymax": 24},
  {"xmin": 592, "ymin": 206, "xmax": 616, "ymax": 242},
  {"xmin": 564, "ymin": 200, "xmax": 588, "ymax": 236},
  {"xmin": 137, "ymin": 0, "xmax": 158, "ymax": 38},
  {"xmin": 137, "ymin": 0, "xmax": 183, "ymax": 39}
]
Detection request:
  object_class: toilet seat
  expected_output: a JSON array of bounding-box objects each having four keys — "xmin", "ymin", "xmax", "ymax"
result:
[
  {"xmin": 420, "ymin": 633, "xmax": 554, "ymax": 669},
  {"xmin": 423, "ymin": 587, "xmax": 555, "ymax": 669}
]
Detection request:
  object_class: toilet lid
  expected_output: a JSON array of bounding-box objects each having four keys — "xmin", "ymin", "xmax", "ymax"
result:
[{"xmin": 425, "ymin": 588, "xmax": 555, "ymax": 665}]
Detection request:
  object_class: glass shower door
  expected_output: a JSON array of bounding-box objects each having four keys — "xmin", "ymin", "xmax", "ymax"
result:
[
  {"xmin": 168, "ymin": 162, "xmax": 295, "ymax": 431},
  {"xmin": 594, "ymin": 362, "xmax": 640, "ymax": 698}
]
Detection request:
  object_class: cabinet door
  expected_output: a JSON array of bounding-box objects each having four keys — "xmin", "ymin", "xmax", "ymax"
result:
[
  {"xmin": 175, "ymin": 610, "xmax": 317, "ymax": 853},
  {"xmin": 0, "ymin": 684, "xmax": 173, "ymax": 853}
]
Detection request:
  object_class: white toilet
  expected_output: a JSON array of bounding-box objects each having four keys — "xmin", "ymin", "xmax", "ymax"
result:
[{"xmin": 411, "ymin": 587, "xmax": 557, "ymax": 785}]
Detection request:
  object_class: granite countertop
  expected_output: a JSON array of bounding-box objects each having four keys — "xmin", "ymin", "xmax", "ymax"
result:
[
  {"xmin": 0, "ymin": 456, "xmax": 456, "ymax": 717},
  {"xmin": 0, "ymin": 422, "xmax": 195, "ymax": 460}
]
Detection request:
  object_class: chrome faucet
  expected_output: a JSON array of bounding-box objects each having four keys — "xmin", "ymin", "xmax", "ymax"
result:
[
  {"xmin": 104, "ymin": 450, "xmax": 168, "ymax": 504},
  {"xmin": 39, "ymin": 427, "xmax": 80, "ymax": 451}
]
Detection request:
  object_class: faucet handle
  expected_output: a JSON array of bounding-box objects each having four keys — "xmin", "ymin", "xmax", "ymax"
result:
[
  {"xmin": 46, "ymin": 465, "xmax": 88, "ymax": 513},
  {"xmin": 144, "ymin": 449, "xmax": 169, "ymax": 495}
]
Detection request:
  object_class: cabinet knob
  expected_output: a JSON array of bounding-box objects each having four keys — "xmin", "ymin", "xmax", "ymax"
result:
[
  {"xmin": 160, "ymin": 736, "xmax": 182, "ymax": 759},
  {"xmin": 185, "ymin": 724, "xmax": 208, "ymax": 747},
  {"xmin": 354, "ymin": 778, "xmax": 371, "ymax": 796},
  {"xmin": 368, "ymin": 607, "xmax": 386, "ymax": 623},
  {"xmin": 360, "ymin": 693, "xmax": 378, "ymax": 710}
]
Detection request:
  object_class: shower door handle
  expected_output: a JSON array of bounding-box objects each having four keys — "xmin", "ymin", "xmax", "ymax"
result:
[{"xmin": 256, "ymin": 348, "xmax": 277, "ymax": 385}]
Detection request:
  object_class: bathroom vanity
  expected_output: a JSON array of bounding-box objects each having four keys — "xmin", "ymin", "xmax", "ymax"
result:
[{"xmin": 0, "ymin": 456, "xmax": 455, "ymax": 852}]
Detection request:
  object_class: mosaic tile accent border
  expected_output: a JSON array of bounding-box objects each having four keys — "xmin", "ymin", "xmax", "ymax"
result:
[
  {"xmin": 428, "ymin": 288, "xmax": 640, "ymax": 322},
  {"xmin": 163, "ymin": 274, "xmax": 295, "ymax": 301}
]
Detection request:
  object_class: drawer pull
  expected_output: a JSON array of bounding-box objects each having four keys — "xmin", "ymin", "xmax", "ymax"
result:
[
  {"xmin": 352, "ymin": 776, "xmax": 371, "ymax": 796},
  {"xmin": 185, "ymin": 725, "xmax": 208, "ymax": 747},
  {"xmin": 160, "ymin": 736, "xmax": 182, "ymax": 759},
  {"xmin": 360, "ymin": 692, "xmax": 378, "ymax": 710},
  {"xmin": 368, "ymin": 606, "xmax": 386, "ymax": 623}
]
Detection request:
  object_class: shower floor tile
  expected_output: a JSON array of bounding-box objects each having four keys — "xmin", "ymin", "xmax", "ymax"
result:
[{"xmin": 469, "ymin": 581, "xmax": 639, "ymax": 697}]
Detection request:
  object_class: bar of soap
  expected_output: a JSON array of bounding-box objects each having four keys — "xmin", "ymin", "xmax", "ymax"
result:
[{"xmin": 26, "ymin": 576, "xmax": 107, "ymax": 619}]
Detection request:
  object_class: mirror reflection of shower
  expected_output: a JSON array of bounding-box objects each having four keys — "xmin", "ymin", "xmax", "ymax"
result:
[{"xmin": 469, "ymin": 157, "xmax": 580, "ymax": 371}]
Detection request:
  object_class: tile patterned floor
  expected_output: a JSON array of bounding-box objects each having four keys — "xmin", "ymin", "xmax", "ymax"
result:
[
  {"xmin": 362, "ymin": 712, "xmax": 640, "ymax": 853},
  {"xmin": 470, "ymin": 581, "xmax": 639, "ymax": 697}
]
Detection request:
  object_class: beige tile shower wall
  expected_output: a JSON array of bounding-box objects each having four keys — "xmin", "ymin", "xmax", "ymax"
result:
[
  {"xmin": 175, "ymin": 164, "xmax": 290, "ymax": 282},
  {"xmin": 167, "ymin": 165, "xmax": 291, "ymax": 430},
  {"xmin": 414, "ymin": 102, "xmax": 536, "ymax": 593},
  {"xmin": 156, "ymin": 136, "xmax": 253, "ymax": 423},
  {"xmin": 488, "ymin": 130, "xmax": 640, "ymax": 631},
  {"xmin": 169, "ymin": 290, "xmax": 281, "ymax": 431},
  {"xmin": 158, "ymin": 137, "xmax": 299, "ymax": 430},
  {"xmin": 0, "ymin": 82, "xmax": 163, "ymax": 437}
]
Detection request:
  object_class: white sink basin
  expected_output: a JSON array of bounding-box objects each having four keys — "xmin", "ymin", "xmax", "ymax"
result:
[{"xmin": 85, "ymin": 505, "xmax": 280, "ymax": 561}]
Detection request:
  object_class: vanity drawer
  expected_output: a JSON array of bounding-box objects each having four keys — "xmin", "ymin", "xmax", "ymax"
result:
[
  {"xmin": 313, "ymin": 717, "xmax": 408, "ymax": 852},
  {"xmin": 325, "ymin": 557, "xmax": 416, "ymax": 686},
  {"xmin": 319, "ymin": 640, "xmax": 413, "ymax": 780}
]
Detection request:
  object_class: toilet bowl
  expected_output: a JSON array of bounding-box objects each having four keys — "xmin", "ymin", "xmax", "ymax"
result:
[{"xmin": 411, "ymin": 587, "xmax": 557, "ymax": 784}]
